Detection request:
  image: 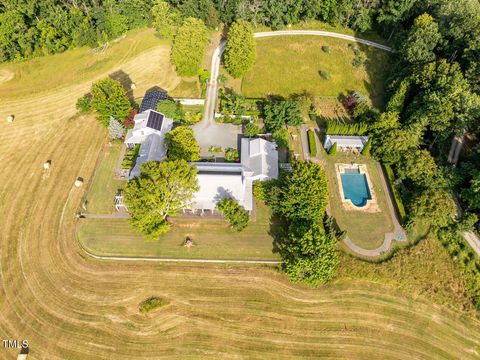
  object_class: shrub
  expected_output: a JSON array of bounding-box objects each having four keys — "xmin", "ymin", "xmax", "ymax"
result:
[
  {"xmin": 224, "ymin": 147, "xmax": 239, "ymax": 162},
  {"xmin": 384, "ymin": 164, "xmax": 406, "ymax": 222},
  {"xmin": 272, "ymin": 128, "xmax": 289, "ymax": 148},
  {"xmin": 321, "ymin": 45, "xmax": 330, "ymax": 53},
  {"xmin": 108, "ymin": 117, "xmax": 125, "ymax": 140},
  {"xmin": 139, "ymin": 297, "xmax": 168, "ymax": 313},
  {"xmin": 328, "ymin": 142, "xmax": 337, "ymax": 155},
  {"xmin": 307, "ymin": 130, "xmax": 317, "ymax": 156},
  {"xmin": 156, "ymin": 99, "xmax": 184, "ymax": 123},
  {"xmin": 361, "ymin": 138, "xmax": 372, "ymax": 156},
  {"xmin": 124, "ymin": 108, "xmax": 137, "ymax": 128},
  {"xmin": 184, "ymin": 111, "xmax": 202, "ymax": 124},
  {"xmin": 208, "ymin": 145, "xmax": 222, "ymax": 153},
  {"xmin": 76, "ymin": 94, "xmax": 92, "ymax": 113},
  {"xmin": 319, "ymin": 70, "xmax": 331, "ymax": 80},
  {"xmin": 244, "ymin": 122, "xmax": 261, "ymax": 137},
  {"xmin": 216, "ymin": 197, "xmax": 250, "ymax": 231},
  {"xmin": 352, "ymin": 55, "xmax": 366, "ymax": 67},
  {"xmin": 326, "ymin": 120, "xmax": 368, "ymax": 135}
]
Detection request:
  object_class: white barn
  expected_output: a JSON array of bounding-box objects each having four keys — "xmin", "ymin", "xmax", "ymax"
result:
[
  {"xmin": 324, "ymin": 135, "xmax": 369, "ymax": 152},
  {"xmin": 124, "ymin": 109, "xmax": 173, "ymax": 178}
]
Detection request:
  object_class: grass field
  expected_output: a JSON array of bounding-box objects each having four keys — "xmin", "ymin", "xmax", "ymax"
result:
[
  {"xmin": 84, "ymin": 142, "xmax": 126, "ymax": 214},
  {"xmin": 1, "ymin": 26, "xmax": 480, "ymax": 360},
  {"xmin": 238, "ymin": 36, "xmax": 390, "ymax": 107},
  {"xmin": 322, "ymin": 150, "xmax": 394, "ymax": 249},
  {"xmin": 77, "ymin": 201, "xmax": 279, "ymax": 260}
]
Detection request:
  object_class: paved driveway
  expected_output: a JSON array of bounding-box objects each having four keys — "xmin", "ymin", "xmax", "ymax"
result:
[{"xmin": 192, "ymin": 120, "xmax": 241, "ymax": 156}]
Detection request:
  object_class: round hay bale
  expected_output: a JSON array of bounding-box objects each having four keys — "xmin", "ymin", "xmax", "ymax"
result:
[
  {"xmin": 74, "ymin": 177, "xmax": 84, "ymax": 187},
  {"xmin": 43, "ymin": 160, "xmax": 51, "ymax": 170},
  {"xmin": 6, "ymin": 115, "xmax": 14, "ymax": 123},
  {"xmin": 130, "ymin": 83, "xmax": 136, "ymax": 90}
]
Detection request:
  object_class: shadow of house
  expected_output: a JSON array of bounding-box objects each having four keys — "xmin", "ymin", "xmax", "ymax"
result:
[{"xmin": 109, "ymin": 70, "xmax": 135, "ymax": 102}]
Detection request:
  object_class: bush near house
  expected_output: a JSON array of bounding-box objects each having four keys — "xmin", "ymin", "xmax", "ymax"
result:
[
  {"xmin": 328, "ymin": 142, "xmax": 337, "ymax": 155},
  {"xmin": 121, "ymin": 144, "xmax": 140, "ymax": 169},
  {"xmin": 216, "ymin": 197, "xmax": 250, "ymax": 231},
  {"xmin": 224, "ymin": 147, "xmax": 239, "ymax": 162},
  {"xmin": 307, "ymin": 130, "xmax": 317, "ymax": 156},
  {"xmin": 361, "ymin": 137, "xmax": 372, "ymax": 156}
]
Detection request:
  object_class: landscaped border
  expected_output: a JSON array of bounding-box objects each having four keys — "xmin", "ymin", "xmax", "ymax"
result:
[{"xmin": 335, "ymin": 163, "xmax": 379, "ymax": 213}]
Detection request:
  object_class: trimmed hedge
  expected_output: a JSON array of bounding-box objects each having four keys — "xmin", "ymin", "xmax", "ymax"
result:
[
  {"xmin": 307, "ymin": 130, "xmax": 317, "ymax": 156},
  {"xmin": 384, "ymin": 164, "xmax": 406, "ymax": 222},
  {"xmin": 326, "ymin": 120, "xmax": 368, "ymax": 135}
]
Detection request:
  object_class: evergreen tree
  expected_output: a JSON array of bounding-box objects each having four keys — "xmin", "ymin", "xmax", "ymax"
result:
[
  {"xmin": 400, "ymin": 13, "xmax": 441, "ymax": 64},
  {"xmin": 216, "ymin": 197, "xmax": 250, "ymax": 231},
  {"xmin": 224, "ymin": 20, "xmax": 256, "ymax": 78},
  {"xmin": 108, "ymin": 117, "xmax": 126, "ymax": 139}
]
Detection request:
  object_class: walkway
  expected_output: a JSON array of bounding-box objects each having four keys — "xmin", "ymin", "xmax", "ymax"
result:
[{"xmin": 463, "ymin": 231, "xmax": 480, "ymax": 257}]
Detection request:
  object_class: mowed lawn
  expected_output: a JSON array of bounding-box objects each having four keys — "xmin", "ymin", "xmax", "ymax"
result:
[
  {"xmin": 84, "ymin": 142, "xmax": 126, "ymax": 214},
  {"xmin": 77, "ymin": 201, "xmax": 279, "ymax": 260},
  {"xmin": 321, "ymin": 150, "xmax": 394, "ymax": 249},
  {"xmin": 240, "ymin": 36, "xmax": 390, "ymax": 107}
]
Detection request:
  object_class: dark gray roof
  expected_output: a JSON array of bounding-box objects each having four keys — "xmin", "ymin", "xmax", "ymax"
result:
[
  {"xmin": 140, "ymin": 90, "xmax": 167, "ymax": 112},
  {"xmin": 146, "ymin": 111, "xmax": 164, "ymax": 131}
]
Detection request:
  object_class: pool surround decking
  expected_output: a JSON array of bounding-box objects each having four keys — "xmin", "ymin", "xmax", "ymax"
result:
[{"xmin": 335, "ymin": 163, "xmax": 379, "ymax": 213}]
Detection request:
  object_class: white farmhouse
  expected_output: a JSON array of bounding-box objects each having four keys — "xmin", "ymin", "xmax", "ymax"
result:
[{"xmin": 124, "ymin": 109, "xmax": 173, "ymax": 178}]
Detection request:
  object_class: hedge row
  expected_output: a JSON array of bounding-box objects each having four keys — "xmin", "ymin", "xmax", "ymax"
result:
[
  {"xmin": 307, "ymin": 130, "xmax": 317, "ymax": 156},
  {"xmin": 384, "ymin": 164, "xmax": 406, "ymax": 222},
  {"xmin": 326, "ymin": 121, "xmax": 368, "ymax": 135}
]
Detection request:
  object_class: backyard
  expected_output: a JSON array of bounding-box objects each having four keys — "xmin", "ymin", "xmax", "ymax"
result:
[
  {"xmin": 320, "ymin": 149, "xmax": 395, "ymax": 250},
  {"xmin": 235, "ymin": 36, "xmax": 390, "ymax": 107},
  {"xmin": 77, "ymin": 201, "xmax": 279, "ymax": 260}
]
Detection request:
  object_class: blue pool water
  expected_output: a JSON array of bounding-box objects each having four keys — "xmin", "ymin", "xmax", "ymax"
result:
[{"xmin": 340, "ymin": 172, "xmax": 372, "ymax": 207}]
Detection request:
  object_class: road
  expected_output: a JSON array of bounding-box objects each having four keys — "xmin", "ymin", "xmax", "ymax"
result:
[
  {"xmin": 201, "ymin": 30, "xmax": 393, "ymax": 124},
  {"xmin": 463, "ymin": 231, "xmax": 480, "ymax": 257}
]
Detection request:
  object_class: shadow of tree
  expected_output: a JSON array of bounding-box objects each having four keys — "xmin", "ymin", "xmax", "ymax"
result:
[{"xmin": 109, "ymin": 70, "xmax": 134, "ymax": 102}]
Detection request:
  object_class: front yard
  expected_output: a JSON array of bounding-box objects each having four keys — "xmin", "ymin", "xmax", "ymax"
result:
[{"xmin": 77, "ymin": 201, "xmax": 279, "ymax": 260}]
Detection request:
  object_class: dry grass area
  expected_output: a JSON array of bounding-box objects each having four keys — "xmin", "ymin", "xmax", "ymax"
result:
[{"xmin": 0, "ymin": 31, "xmax": 480, "ymax": 360}]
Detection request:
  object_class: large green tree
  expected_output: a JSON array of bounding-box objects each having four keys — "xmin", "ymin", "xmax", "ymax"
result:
[
  {"xmin": 124, "ymin": 160, "xmax": 199, "ymax": 238},
  {"xmin": 281, "ymin": 219, "xmax": 339, "ymax": 285},
  {"xmin": 151, "ymin": 0, "xmax": 180, "ymax": 39},
  {"xmin": 264, "ymin": 100, "xmax": 303, "ymax": 132},
  {"xmin": 410, "ymin": 189, "xmax": 457, "ymax": 229},
  {"xmin": 90, "ymin": 77, "xmax": 131, "ymax": 126},
  {"xmin": 156, "ymin": 99, "xmax": 185, "ymax": 122},
  {"xmin": 165, "ymin": 126, "xmax": 201, "ymax": 161},
  {"xmin": 171, "ymin": 17, "xmax": 209, "ymax": 77},
  {"xmin": 224, "ymin": 20, "xmax": 256, "ymax": 78},
  {"xmin": 400, "ymin": 13, "xmax": 441, "ymax": 64},
  {"xmin": 279, "ymin": 161, "xmax": 328, "ymax": 222},
  {"xmin": 397, "ymin": 149, "xmax": 438, "ymax": 187}
]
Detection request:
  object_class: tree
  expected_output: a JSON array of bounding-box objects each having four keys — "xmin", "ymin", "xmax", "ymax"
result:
[
  {"xmin": 244, "ymin": 122, "xmax": 261, "ymax": 137},
  {"xmin": 151, "ymin": 0, "xmax": 180, "ymax": 39},
  {"xmin": 76, "ymin": 94, "xmax": 91, "ymax": 113},
  {"xmin": 171, "ymin": 17, "xmax": 209, "ymax": 77},
  {"xmin": 372, "ymin": 127, "xmax": 420, "ymax": 164},
  {"xmin": 400, "ymin": 13, "xmax": 441, "ymax": 64},
  {"xmin": 90, "ymin": 78, "xmax": 131, "ymax": 126},
  {"xmin": 361, "ymin": 137, "xmax": 372, "ymax": 156},
  {"xmin": 216, "ymin": 197, "xmax": 250, "ymax": 231},
  {"xmin": 264, "ymin": 100, "xmax": 303, "ymax": 132},
  {"xmin": 397, "ymin": 149, "xmax": 438, "ymax": 187},
  {"xmin": 272, "ymin": 128, "xmax": 289, "ymax": 148},
  {"xmin": 108, "ymin": 117, "xmax": 125, "ymax": 140},
  {"xmin": 224, "ymin": 20, "xmax": 256, "ymax": 78},
  {"xmin": 461, "ymin": 171, "xmax": 480, "ymax": 210},
  {"xmin": 124, "ymin": 160, "xmax": 199, "ymax": 238},
  {"xmin": 328, "ymin": 142, "xmax": 337, "ymax": 155},
  {"xmin": 281, "ymin": 219, "xmax": 339, "ymax": 285},
  {"xmin": 410, "ymin": 189, "xmax": 456, "ymax": 229},
  {"xmin": 165, "ymin": 126, "xmax": 200, "ymax": 161},
  {"xmin": 156, "ymin": 99, "xmax": 185, "ymax": 122},
  {"xmin": 279, "ymin": 161, "xmax": 328, "ymax": 222}
]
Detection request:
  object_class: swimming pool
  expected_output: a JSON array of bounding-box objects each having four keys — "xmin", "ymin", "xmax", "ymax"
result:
[{"xmin": 340, "ymin": 171, "xmax": 372, "ymax": 207}]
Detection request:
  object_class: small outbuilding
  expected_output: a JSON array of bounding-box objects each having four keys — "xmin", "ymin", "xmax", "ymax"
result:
[{"xmin": 324, "ymin": 135, "xmax": 369, "ymax": 152}]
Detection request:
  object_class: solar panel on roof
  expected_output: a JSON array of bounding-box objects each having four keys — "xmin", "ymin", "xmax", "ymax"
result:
[
  {"xmin": 140, "ymin": 90, "xmax": 167, "ymax": 112},
  {"xmin": 146, "ymin": 111, "xmax": 164, "ymax": 131}
]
